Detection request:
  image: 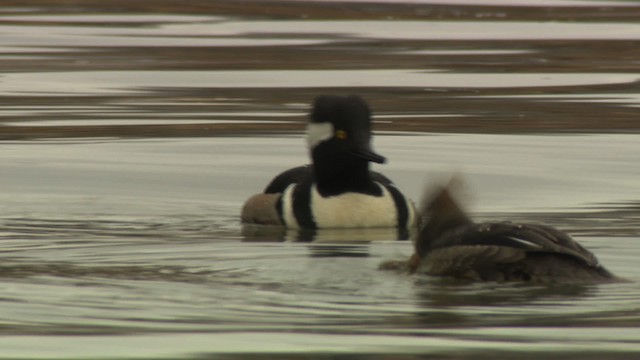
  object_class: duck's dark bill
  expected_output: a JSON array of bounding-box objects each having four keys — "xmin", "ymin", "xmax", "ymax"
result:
[{"xmin": 352, "ymin": 147, "xmax": 386, "ymax": 163}]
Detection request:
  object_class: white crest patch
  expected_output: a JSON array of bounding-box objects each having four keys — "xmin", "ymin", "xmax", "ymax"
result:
[
  {"xmin": 306, "ymin": 122, "xmax": 334, "ymax": 151},
  {"xmin": 310, "ymin": 182, "xmax": 398, "ymax": 228}
]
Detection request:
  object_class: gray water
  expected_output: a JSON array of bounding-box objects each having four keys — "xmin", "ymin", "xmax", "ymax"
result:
[{"xmin": 1, "ymin": 1, "xmax": 640, "ymax": 359}]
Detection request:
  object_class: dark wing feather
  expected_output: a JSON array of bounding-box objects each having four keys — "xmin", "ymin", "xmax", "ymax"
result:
[{"xmin": 453, "ymin": 222, "xmax": 600, "ymax": 267}]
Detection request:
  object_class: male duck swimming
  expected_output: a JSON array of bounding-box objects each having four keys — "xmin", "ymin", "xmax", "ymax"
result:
[
  {"xmin": 242, "ymin": 95, "xmax": 417, "ymax": 230},
  {"xmin": 407, "ymin": 179, "xmax": 620, "ymax": 283}
]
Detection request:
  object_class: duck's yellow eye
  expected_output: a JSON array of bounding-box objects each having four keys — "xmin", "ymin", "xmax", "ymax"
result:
[{"xmin": 335, "ymin": 130, "xmax": 347, "ymax": 140}]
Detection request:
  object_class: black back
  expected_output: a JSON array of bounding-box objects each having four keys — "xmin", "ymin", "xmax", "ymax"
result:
[
  {"xmin": 265, "ymin": 165, "xmax": 395, "ymax": 194},
  {"xmin": 264, "ymin": 165, "xmax": 312, "ymax": 194}
]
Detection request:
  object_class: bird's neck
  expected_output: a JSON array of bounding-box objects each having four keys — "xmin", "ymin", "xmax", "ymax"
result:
[
  {"xmin": 416, "ymin": 188, "xmax": 473, "ymax": 257},
  {"xmin": 312, "ymin": 157, "xmax": 378, "ymax": 197}
]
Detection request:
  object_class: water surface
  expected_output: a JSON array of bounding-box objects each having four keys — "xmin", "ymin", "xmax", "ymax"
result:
[{"xmin": 1, "ymin": 0, "xmax": 639, "ymax": 358}]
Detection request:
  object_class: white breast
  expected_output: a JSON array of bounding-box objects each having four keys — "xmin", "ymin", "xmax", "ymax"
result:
[
  {"xmin": 281, "ymin": 184, "xmax": 299, "ymax": 228},
  {"xmin": 310, "ymin": 183, "xmax": 398, "ymax": 228}
]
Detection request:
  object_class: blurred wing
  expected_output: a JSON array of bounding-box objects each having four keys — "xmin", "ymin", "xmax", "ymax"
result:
[{"xmin": 456, "ymin": 222, "xmax": 599, "ymax": 267}]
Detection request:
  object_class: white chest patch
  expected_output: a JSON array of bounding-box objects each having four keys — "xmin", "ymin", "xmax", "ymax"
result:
[
  {"xmin": 310, "ymin": 183, "xmax": 398, "ymax": 228},
  {"xmin": 281, "ymin": 184, "xmax": 299, "ymax": 228}
]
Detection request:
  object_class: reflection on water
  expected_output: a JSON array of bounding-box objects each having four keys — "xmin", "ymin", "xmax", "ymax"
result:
[
  {"xmin": 242, "ymin": 223, "xmax": 413, "ymax": 242},
  {"xmin": 1, "ymin": 0, "xmax": 640, "ymax": 358}
]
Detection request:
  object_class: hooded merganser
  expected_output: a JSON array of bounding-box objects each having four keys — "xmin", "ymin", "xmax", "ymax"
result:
[
  {"xmin": 409, "ymin": 180, "xmax": 619, "ymax": 283},
  {"xmin": 241, "ymin": 95, "xmax": 416, "ymax": 230}
]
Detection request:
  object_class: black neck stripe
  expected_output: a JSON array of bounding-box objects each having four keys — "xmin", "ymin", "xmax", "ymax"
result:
[
  {"xmin": 384, "ymin": 183, "xmax": 409, "ymax": 229},
  {"xmin": 292, "ymin": 182, "xmax": 317, "ymax": 229},
  {"xmin": 275, "ymin": 194, "xmax": 285, "ymax": 225}
]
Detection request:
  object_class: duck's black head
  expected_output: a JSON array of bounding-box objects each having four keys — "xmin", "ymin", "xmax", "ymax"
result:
[
  {"xmin": 307, "ymin": 95, "xmax": 386, "ymax": 195},
  {"xmin": 308, "ymin": 95, "xmax": 385, "ymax": 164}
]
